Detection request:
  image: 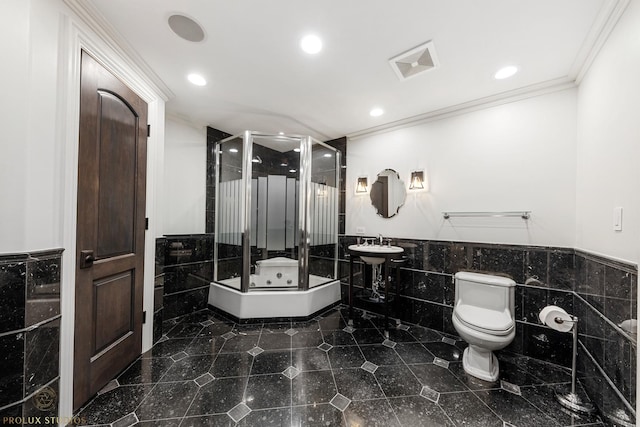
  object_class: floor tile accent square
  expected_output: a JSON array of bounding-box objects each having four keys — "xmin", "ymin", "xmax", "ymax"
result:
[
  {"xmin": 441, "ymin": 337, "xmax": 456, "ymax": 345},
  {"xmin": 170, "ymin": 351, "xmax": 189, "ymax": 362},
  {"xmin": 157, "ymin": 335, "xmax": 169, "ymax": 343},
  {"xmin": 111, "ymin": 412, "xmax": 138, "ymax": 427},
  {"xmin": 382, "ymin": 339, "xmax": 396, "ymax": 349},
  {"xmin": 397, "ymin": 324, "xmax": 410, "ymax": 331},
  {"xmin": 283, "ymin": 366, "xmax": 301, "ymax": 379},
  {"xmin": 284, "ymin": 328, "xmax": 298, "ymax": 336},
  {"xmin": 361, "ymin": 361, "xmax": 378, "ymax": 374},
  {"xmin": 98, "ymin": 379, "xmax": 119, "ymax": 395},
  {"xmin": 330, "ymin": 393, "xmax": 351, "ymax": 412},
  {"xmin": 247, "ymin": 346, "xmax": 264, "ymax": 356},
  {"xmin": 343, "ymin": 326, "xmax": 355, "ymax": 333},
  {"xmin": 221, "ymin": 331, "xmax": 236, "ymax": 340},
  {"xmin": 433, "ymin": 357, "xmax": 450, "ymax": 369},
  {"xmin": 420, "ymin": 385, "xmax": 440, "ymax": 403},
  {"xmin": 317, "ymin": 342, "xmax": 333, "ymax": 352},
  {"xmin": 500, "ymin": 380, "xmax": 521, "ymax": 396},
  {"xmin": 194, "ymin": 372, "xmax": 214, "ymax": 387},
  {"xmin": 227, "ymin": 402, "xmax": 251, "ymax": 423},
  {"xmin": 200, "ymin": 320, "xmax": 214, "ymax": 327}
]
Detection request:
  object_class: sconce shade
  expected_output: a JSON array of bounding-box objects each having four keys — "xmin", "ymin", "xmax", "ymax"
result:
[
  {"xmin": 409, "ymin": 171, "xmax": 424, "ymax": 190},
  {"xmin": 356, "ymin": 176, "xmax": 368, "ymax": 193}
]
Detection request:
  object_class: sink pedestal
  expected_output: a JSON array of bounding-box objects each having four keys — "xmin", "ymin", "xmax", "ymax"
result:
[{"xmin": 347, "ymin": 244, "xmax": 405, "ymax": 338}]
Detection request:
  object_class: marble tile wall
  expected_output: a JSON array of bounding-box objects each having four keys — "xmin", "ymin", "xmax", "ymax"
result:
[
  {"xmin": 338, "ymin": 235, "xmax": 637, "ymax": 421},
  {"xmin": 160, "ymin": 235, "xmax": 214, "ymax": 325},
  {"xmin": 574, "ymin": 251, "xmax": 637, "ymax": 424},
  {"xmin": 0, "ymin": 250, "xmax": 62, "ymax": 420},
  {"xmin": 153, "ymin": 238, "xmax": 166, "ymax": 344}
]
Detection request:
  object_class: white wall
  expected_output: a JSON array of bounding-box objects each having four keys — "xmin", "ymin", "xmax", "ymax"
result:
[
  {"xmin": 576, "ymin": 0, "xmax": 640, "ymax": 264},
  {"xmin": 0, "ymin": 0, "xmax": 169, "ymax": 421},
  {"xmin": 163, "ymin": 118, "xmax": 207, "ymax": 234},
  {"xmin": 0, "ymin": 0, "xmax": 45, "ymax": 252},
  {"xmin": 347, "ymin": 88, "xmax": 578, "ymax": 248}
]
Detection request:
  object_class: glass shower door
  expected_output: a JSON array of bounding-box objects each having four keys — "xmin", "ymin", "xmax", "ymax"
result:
[
  {"xmin": 307, "ymin": 140, "xmax": 339, "ymax": 288},
  {"xmin": 214, "ymin": 135, "xmax": 244, "ymax": 290}
]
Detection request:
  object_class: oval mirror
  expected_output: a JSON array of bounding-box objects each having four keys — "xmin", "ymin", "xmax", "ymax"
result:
[{"xmin": 370, "ymin": 168, "xmax": 406, "ymax": 218}]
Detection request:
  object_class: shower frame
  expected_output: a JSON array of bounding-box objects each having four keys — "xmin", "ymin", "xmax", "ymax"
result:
[{"xmin": 213, "ymin": 130, "xmax": 340, "ymax": 293}]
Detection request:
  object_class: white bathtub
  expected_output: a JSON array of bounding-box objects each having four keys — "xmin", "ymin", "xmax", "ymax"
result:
[
  {"xmin": 210, "ymin": 256, "xmax": 340, "ymax": 319},
  {"xmin": 253, "ymin": 256, "xmax": 298, "ymax": 287}
]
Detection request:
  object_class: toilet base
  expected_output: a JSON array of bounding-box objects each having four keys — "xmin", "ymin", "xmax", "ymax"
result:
[{"xmin": 462, "ymin": 345, "xmax": 500, "ymax": 382}]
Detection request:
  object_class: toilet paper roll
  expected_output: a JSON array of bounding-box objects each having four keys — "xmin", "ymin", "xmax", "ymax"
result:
[{"xmin": 539, "ymin": 305, "xmax": 573, "ymax": 332}]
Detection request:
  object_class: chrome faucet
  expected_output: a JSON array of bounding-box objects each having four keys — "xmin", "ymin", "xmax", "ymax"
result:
[{"xmin": 378, "ymin": 234, "xmax": 383, "ymax": 245}]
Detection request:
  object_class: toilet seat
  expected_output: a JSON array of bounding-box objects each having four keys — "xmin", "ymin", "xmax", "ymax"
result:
[{"xmin": 454, "ymin": 304, "xmax": 514, "ymax": 336}]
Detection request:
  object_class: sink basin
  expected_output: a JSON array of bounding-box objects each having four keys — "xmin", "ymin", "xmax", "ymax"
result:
[{"xmin": 348, "ymin": 244, "xmax": 404, "ymax": 265}]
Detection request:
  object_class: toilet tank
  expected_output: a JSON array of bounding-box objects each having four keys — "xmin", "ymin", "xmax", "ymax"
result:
[{"xmin": 454, "ymin": 272, "xmax": 515, "ymax": 315}]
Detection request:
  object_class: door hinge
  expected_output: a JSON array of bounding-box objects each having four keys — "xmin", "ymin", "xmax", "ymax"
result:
[
  {"xmin": 147, "ymin": 124, "xmax": 151, "ymax": 137},
  {"xmin": 145, "ymin": 217, "xmax": 149, "ymax": 230},
  {"xmin": 143, "ymin": 311, "xmax": 147, "ymax": 324}
]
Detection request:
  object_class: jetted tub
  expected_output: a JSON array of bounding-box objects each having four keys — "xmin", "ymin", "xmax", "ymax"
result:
[
  {"xmin": 253, "ymin": 256, "xmax": 297, "ymax": 287},
  {"xmin": 209, "ymin": 256, "xmax": 340, "ymax": 319}
]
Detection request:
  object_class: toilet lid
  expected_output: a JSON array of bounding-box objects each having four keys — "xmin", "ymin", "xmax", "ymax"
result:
[{"xmin": 454, "ymin": 304, "xmax": 514, "ymax": 335}]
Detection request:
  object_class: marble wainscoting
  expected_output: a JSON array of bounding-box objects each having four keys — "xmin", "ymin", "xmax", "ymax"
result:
[
  {"xmin": 338, "ymin": 236, "xmax": 637, "ymax": 422},
  {"xmin": 159, "ymin": 235, "xmax": 214, "ymax": 336},
  {"xmin": 0, "ymin": 249, "xmax": 62, "ymax": 421},
  {"xmin": 153, "ymin": 238, "xmax": 166, "ymax": 344}
]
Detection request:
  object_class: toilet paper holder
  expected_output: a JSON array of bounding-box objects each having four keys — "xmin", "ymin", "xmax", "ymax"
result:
[
  {"xmin": 539, "ymin": 307, "xmax": 596, "ymax": 415},
  {"xmin": 552, "ymin": 315, "xmax": 576, "ymax": 325}
]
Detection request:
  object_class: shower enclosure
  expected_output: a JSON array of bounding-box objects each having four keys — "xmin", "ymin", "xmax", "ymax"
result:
[{"xmin": 209, "ymin": 131, "xmax": 341, "ymax": 319}]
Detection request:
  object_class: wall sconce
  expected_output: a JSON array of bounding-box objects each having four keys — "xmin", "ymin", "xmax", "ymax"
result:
[
  {"xmin": 356, "ymin": 176, "xmax": 368, "ymax": 193},
  {"xmin": 409, "ymin": 170, "xmax": 425, "ymax": 190}
]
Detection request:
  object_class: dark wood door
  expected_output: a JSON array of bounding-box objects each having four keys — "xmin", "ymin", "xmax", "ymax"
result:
[{"xmin": 74, "ymin": 51, "xmax": 148, "ymax": 410}]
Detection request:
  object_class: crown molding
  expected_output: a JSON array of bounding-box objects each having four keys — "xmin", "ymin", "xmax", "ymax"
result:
[
  {"xmin": 347, "ymin": 77, "xmax": 576, "ymax": 140},
  {"xmin": 569, "ymin": 0, "xmax": 631, "ymax": 83},
  {"xmin": 63, "ymin": 0, "xmax": 174, "ymax": 101},
  {"xmin": 348, "ymin": 0, "xmax": 630, "ymax": 141}
]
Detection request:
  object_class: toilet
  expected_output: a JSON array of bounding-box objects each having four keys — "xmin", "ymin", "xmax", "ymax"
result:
[{"xmin": 452, "ymin": 271, "xmax": 515, "ymax": 382}]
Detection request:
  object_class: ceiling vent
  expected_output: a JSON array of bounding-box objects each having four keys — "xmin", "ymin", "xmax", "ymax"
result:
[{"xmin": 389, "ymin": 40, "xmax": 439, "ymax": 81}]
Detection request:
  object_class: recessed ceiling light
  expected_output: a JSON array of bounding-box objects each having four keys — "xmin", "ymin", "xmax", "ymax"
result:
[
  {"xmin": 229, "ymin": 148, "xmax": 238, "ymax": 153},
  {"xmin": 494, "ymin": 66, "xmax": 518, "ymax": 80},
  {"xmin": 323, "ymin": 153, "xmax": 332, "ymax": 158},
  {"xmin": 289, "ymin": 169, "xmax": 297, "ymax": 173},
  {"xmin": 187, "ymin": 73, "xmax": 207, "ymax": 86},
  {"xmin": 278, "ymin": 132, "xmax": 285, "ymax": 135},
  {"xmin": 300, "ymin": 34, "xmax": 322, "ymax": 54},
  {"xmin": 293, "ymin": 148, "xmax": 301, "ymax": 153},
  {"xmin": 370, "ymin": 108, "xmax": 384, "ymax": 117}
]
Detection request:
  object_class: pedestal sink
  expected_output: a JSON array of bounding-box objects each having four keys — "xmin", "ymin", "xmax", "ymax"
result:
[
  {"xmin": 347, "ymin": 243, "xmax": 405, "ymax": 339},
  {"xmin": 348, "ymin": 244, "xmax": 404, "ymax": 264}
]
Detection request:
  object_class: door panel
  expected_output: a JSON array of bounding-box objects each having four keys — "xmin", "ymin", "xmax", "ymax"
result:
[
  {"xmin": 94, "ymin": 272, "xmax": 134, "ymax": 353},
  {"xmin": 96, "ymin": 90, "xmax": 137, "ymax": 258},
  {"xmin": 74, "ymin": 51, "xmax": 148, "ymax": 411}
]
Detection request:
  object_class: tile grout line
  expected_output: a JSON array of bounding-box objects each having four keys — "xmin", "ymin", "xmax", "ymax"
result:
[
  {"xmin": 326, "ymin": 309, "xmax": 351, "ymax": 425},
  {"xmin": 351, "ymin": 308, "xmax": 407, "ymax": 426}
]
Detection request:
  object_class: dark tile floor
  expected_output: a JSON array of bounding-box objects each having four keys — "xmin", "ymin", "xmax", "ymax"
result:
[{"xmin": 76, "ymin": 306, "xmax": 605, "ymax": 426}]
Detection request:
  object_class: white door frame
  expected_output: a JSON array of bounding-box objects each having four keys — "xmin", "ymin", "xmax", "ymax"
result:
[{"xmin": 56, "ymin": 4, "xmax": 168, "ymax": 420}]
